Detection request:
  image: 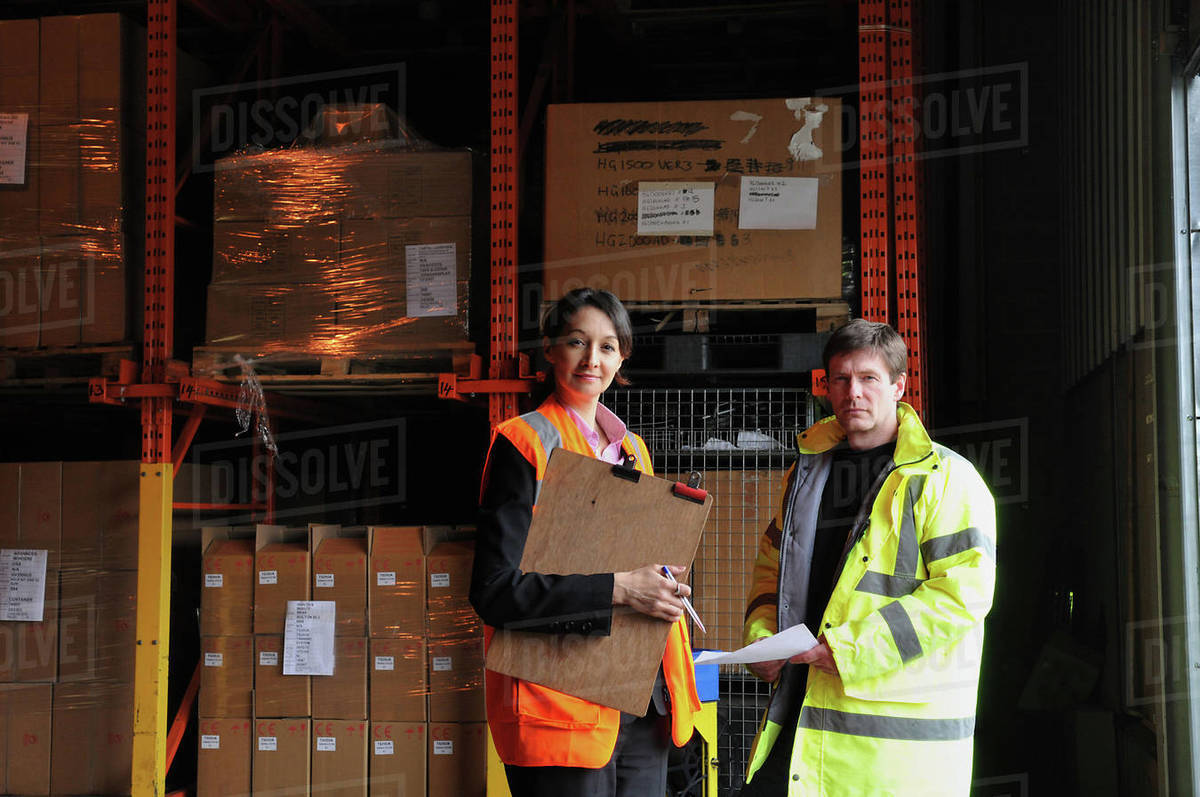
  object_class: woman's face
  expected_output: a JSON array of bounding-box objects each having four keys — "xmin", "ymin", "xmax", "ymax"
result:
[{"xmin": 544, "ymin": 305, "xmax": 625, "ymax": 407}]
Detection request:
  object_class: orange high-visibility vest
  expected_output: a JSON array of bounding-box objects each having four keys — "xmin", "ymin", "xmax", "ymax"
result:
[{"xmin": 482, "ymin": 395, "xmax": 701, "ymax": 768}]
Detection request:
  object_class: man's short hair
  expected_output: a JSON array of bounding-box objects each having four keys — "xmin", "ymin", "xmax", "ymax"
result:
[{"xmin": 822, "ymin": 319, "xmax": 908, "ymax": 380}]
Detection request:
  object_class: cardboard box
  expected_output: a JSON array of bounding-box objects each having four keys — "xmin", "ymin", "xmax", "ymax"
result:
[
  {"xmin": 0, "ymin": 239, "xmax": 41, "ymax": 348},
  {"xmin": 75, "ymin": 237, "xmax": 130, "ymax": 345},
  {"xmin": 368, "ymin": 527, "xmax": 425, "ymax": 638},
  {"xmin": 58, "ymin": 569, "xmax": 136, "ymax": 683},
  {"xmin": 342, "ymin": 150, "xmax": 472, "ymax": 220},
  {"xmin": 369, "ymin": 638, "xmax": 426, "ymax": 722},
  {"xmin": 18, "ymin": 461, "xmax": 61, "ymax": 571},
  {"xmin": 0, "ymin": 683, "xmax": 51, "ymax": 796},
  {"xmin": 369, "ymin": 722, "xmax": 425, "ymax": 797},
  {"xmin": 0, "ymin": 570, "xmax": 59, "ymax": 683},
  {"xmin": 427, "ymin": 636, "xmax": 485, "ymax": 723},
  {"xmin": 543, "ymin": 99, "xmax": 843, "ymax": 302},
  {"xmin": 253, "ymin": 717, "xmax": 310, "ymax": 797},
  {"xmin": 200, "ymin": 635, "xmax": 254, "ymax": 718},
  {"xmin": 50, "ymin": 682, "xmax": 134, "ymax": 796},
  {"xmin": 212, "ymin": 220, "xmax": 340, "ymax": 284},
  {"xmin": 255, "ymin": 635, "xmax": 310, "ymax": 718},
  {"xmin": 39, "ymin": 14, "xmax": 139, "ymax": 127},
  {"xmin": 311, "ymin": 719, "xmax": 369, "ymax": 797},
  {"xmin": 197, "ymin": 717, "xmax": 252, "ymax": 797},
  {"xmin": 425, "ymin": 541, "xmax": 480, "ymax": 640},
  {"xmin": 0, "ymin": 465, "xmax": 16, "ymax": 547},
  {"xmin": 206, "ymin": 282, "xmax": 338, "ymax": 347},
  {"xmin": 312, "ymin": 526, "xmax": 368, "ymax": 636},
  {"xmin": 0, "ymin": 20, "xmax": 40, "ymax": 239},
  {"xmin": 312, "ymin": 636, "xmax": 368, "ymax": 720},
  {"xmin": 60, "ymin": 461, "xmax": 139, "ymax": 571},
  {"xmin": 427, "ymin": 723, "xmax": 487, "ymax": 797},
  {"xmin": 201, "ymin": 530, "xmax": 255, "ymax": 637},
  {"xmin": 254, "ymin": 525, "xmax": 310, "ymax": 635},
  {"xmin": 38, "ymin": 127, "xmax": 126, "ymax": 239}
]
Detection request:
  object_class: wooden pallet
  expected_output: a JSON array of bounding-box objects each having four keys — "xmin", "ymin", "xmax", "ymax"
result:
[
  {"xmin": 0, "ymin": 343, "xmax": 136, "ymax": 384},
  {"xmin": 191, "ymin": 342, "xmax": 476, "ymax": 384}
]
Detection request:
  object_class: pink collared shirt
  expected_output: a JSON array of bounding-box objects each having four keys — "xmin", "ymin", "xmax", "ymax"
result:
[{"xmin": 564, "ymin": 402, "xmax": 628, "ymax": 465}]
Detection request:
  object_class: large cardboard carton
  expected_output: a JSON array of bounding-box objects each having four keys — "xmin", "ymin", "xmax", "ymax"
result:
[
  {"xmin": 60, "ymin": 461, "xmax": 137, "ymax": 571},
  {"xmin": 199, "ymin": 635, "xmax": 253, "ymax": 718},
  {"xmin": 425, "ymin": 541, "xmax": 480, "ymax": 640},
  {"xmin": 0, "ymin": 683, "xmax": 51, "ymax": 796},
  {"xmin": 50, "ymin": 682, "xmax": 134, "ymax": 795},
  {"xmin": 0, "ymin": 570, "xmax": 59, "ymax": 684},
  {"xmin": 368, "ymin": 527, "xmax": 425, "ymax": 638},
  {"xmin": 0, "ymin": 20, "xmax": 39, "ymax": 239},
  {"xmin": 206, "ymin": 282, "xmax": 338, "ymax": 347},
  {"xmin": 311, "ymin": 719, "xmax": 369, "ymax": 797},
  {"xmin": 255, "ymin": 635, "xmax": 310, "ymax": 718},
  {"xmin": 57, "ymin": 569, "xmax": 136, "ymax": 683},
  {"xmin": 201, "ymin": 529, "xmax": 255, "ymax": 637},
  {"xmin": 427, "ymin": 723, "xmax": 487, "ymax": 797},
  {"xmin": 0, "ymin": 466, "xmax": 16, "ymax": 545},
  {"xmin": 369, "ymin": 722, "xmax": 425, "ymax": 797},
  {"xmin": 312, "ymin": 636, "xmax": 368, "ymax": 720},
  {"xmin": 38, "ymin": 14, "xmax": 139, "ymax": 127},
  {"xmin": 197, "ymin": 717, "xmax": 252, "ymax": 797},
  {"xmin": 254, "ymin": 525, "xmax": 310, "ymax": 635},
  {"xmin": 253, "ymin": 717, "xmax": 309, "ymax": 797},
  {"xmin": 18, "ymin": 461, "xmax": 61, "ymax": 571},
  {"xmin": 212, "ymin": 220, "xmax": 340, "ymax": 284},
  {"xmin": 312, "ymin": 525, "xmax": 368, "ymax": 636},
  {"xmin": 369, "ymin": 638, "xmax": 426, "ymax": 722},
  {"xmin": 427, "ymin": 636, "xmax": 485, "ymax": 723},
  {"xmin": 342, "ymin": 150, "xmax": 472, "ymax": 220},
  {"xmin": 0, "ymin": 241, "xmax": 40, "ymax": 347},
  {"xmin": 543, "ymin": 99, "xmax": 843, "ymax": 302},
  {"xmin": 38, "ymin": 128, "xmax": 126, "ymax": 239}
]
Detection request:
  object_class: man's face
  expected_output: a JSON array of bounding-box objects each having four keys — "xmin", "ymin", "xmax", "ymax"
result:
[{"xmin": 827, "ymin": 348, "xmax": 906, "ymax": 449}]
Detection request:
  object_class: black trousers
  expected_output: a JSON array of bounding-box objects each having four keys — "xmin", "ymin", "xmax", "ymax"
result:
[{"xmin": 503, "ymin": 710, "xmax": 670, "ymax": 797}]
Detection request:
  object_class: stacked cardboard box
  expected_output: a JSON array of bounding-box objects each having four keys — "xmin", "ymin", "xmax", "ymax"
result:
[
  {"xmin": 0, "ymin": 14, "xmax": 145, "ymax": 348},
  {"xmin": 206, "ymin": 126, "xmax": 473, "ymax": 351},
  {"xmin": 198, "ymin": 524, "xmax": 484, "ymax": 797}
]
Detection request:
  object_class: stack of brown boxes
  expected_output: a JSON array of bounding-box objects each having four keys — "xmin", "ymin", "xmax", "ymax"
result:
[
  {"xmin": 0, "ymin": 14, "xmax": 144, "ymax": 348},
  {"xmin": 206, "ymin": 124, "xmax": 472, "ymax": 351},
  {"xmin": 198, "ymin": 524, "xmax": 485, "ymax": 797}
]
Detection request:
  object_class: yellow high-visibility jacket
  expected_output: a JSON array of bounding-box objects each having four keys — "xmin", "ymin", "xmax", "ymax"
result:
[{"xmin": 743, "ymin": 403, "xmax": 997, "ymax": 797}]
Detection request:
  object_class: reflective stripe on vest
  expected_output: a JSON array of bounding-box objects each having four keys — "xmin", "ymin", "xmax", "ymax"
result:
[
  {"xmin": 798, "ymin": 706, "xmax": 975, "ymax": 741},
  {"xmin": 519, "ymin": 408, "xmax": 562, "ymax": 504}
]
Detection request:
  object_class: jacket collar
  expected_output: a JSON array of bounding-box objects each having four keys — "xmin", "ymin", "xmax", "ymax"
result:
[{"xmin": 795, "ymin": 402, "xmax": 935, "ymax": 468}]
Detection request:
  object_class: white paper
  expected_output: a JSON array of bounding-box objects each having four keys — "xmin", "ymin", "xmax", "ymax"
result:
[
  {"xmin": 405, "ymin": 243, "xmax": 457, "ymax": 318},
  {"xmin": 432, "ymin": 656, "xmax": 453, "ymax": 672},
  {"xmin": 637, "ymin": 182, "xmax": 715, "ymax": 236},
  {"xmin": 259, "ymin": 651, "xmax": 279, "ymax": 667},
  {"xmin": 433, "ymin": 740, "xmax": 454, "ymax": 756},
  {"xmin": 315, "ymin": 573, "xmax": 335, "ymax": 588},
  {"xmin": 738, "ymin": 176, "xmax": 819, "ymax": 230},
  {"xmin": 283, "ymin": 600, "xmax": 337, "ymax": 676},
  {"xmin": 204, "ymin": 652, "xmax": 224, "ymax": 667},
  {"xmin": 374, "ymin": 740, "xmax": 394, "ymax": 756},
  {"xmin": 201, "ymin": 734, "xmax": 220, "ymax": 750},
  {"xmin": 430, "ymin": 573, "xmax": 450, "ymax": 588},
  {"xmin": 259, "ymin": 570, "xmax": 278, "ymax": 585},
  {"xmin": 205, "ymin": 573, "xmax": 224, "ymax": 588},
  {"xmin": 376, "ymin": 571, "xmax": 396, "ymax": 586},
  {"xmin": 375, "ymin": 656, "xmax": 395, "ymax": 671},
  {"xmin": 692, "ymin": 624, "xmax": 819, "ymax": 665},
  {"xmin": 317, "ymin": 736, "xmax": 337, "ymax": 752},
  {"xmin": 0, "ymin": 113, "xmax": 29, "ymax": 186},
  {"xmin": 258, "ymin": 736, "xmax": 278, "ymax": 752},
  {"xmin": 0, "ymin": 549, "xmax": 47, "ymax": 621}
]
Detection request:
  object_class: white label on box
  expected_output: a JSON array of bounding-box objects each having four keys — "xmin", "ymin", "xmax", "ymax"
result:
[
  {"xmin": 376, "ymin": 571, "xmax": 397, "ymax": 586},
  {"xmin": 738, "ymin": 176, "xmax": 819, "ymax": 230},
  {"xmin": 432, "ymin": 656, "xmax": 453, "ymax": 672},
  {"xmin": 259, "ymin": 651, "xmax": 279, "ymax": 667},
  {"xmin": 0, "ymin": 113, "xmax": 30, "ymax": 186},
  {"xmin": 258, "ymin": 736, "xmax": 278, "ymax": 752},
  {"xmin": 204, "ymin": 573, "xmax": 224, "ymax": 588},
  {"xmin": 374, "ymin": 740, "xmax": 394, "ymax": 756},
  {"xmin": 637, "ymin": 182, "xmax": 715, "ymax": 236},
  {"xmin": 282, "ymin": 600, "xmax": 336, "ymax": 676},
  {"xmin": 201, "ymin": 734, "xmax": 220, "ymax": 750},
  {"xmin": 430, "ymin": 573, "xmax": 450, "ymax": 588},
  {"xmin": 204, "ymin": 653, "xmax": 224, "ymax": 667},
  {"xmin": 259, "ymin": 570, "xmax": 278, "ymax": 585},
  {"xmin": 315, "ymin": 573, "xmax": 335, "ymax": 588},
  {"xmin": 0, "ymin": 549, "xmax": 47, "ymax": 622},
  {"xmin": 375, "ymin": 656, "xmax": 395, "ymax": 671},
  {"xmin": 433, "ymin": 740, "xmax": 454, "ymax": 756},
  {"xmin": 405, "ymin": 243, "xmax": 457, "ymax": 318},
  {"xmin": 317, "ymin": 736, "xmax": 337, "ymax": 752}
]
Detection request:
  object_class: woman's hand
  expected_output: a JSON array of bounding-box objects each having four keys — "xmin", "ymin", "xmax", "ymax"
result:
[{"xmin": 613, "ymin": 564, "xmax": 690, "ymax": 622}]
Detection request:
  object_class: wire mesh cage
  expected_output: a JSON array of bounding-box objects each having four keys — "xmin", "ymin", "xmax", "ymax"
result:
[{"xmin": 605, "ymin": 386, "xmax": 815, "ymax": 796}]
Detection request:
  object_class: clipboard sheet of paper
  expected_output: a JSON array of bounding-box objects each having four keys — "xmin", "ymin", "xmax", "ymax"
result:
[
  {"xmin": 485, "ymin": 449, "xmax": 713, "ymax": 715},
  {"xmin": 693, "ymin": 624, "xmax": 818, "ymax": 665}
]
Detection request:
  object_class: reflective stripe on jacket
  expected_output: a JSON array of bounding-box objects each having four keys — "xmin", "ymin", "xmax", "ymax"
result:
[
  {"xmin": 485, "ymin": 394, "xmax": 701, "ymax": 768},
  {"xmin": 743, "ymin": 403, "xmax": 997, "ymax": 796}
]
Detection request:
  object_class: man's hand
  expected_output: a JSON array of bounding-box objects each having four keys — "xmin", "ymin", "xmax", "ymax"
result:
[
  {"xmin": 747, "ymin": 659, "xmax": 786, "ymax": 683},
  {"xmin": 789, "ymin": 635, "xmax": 839, "ymax": 676},
  {"xmin": 613, "ymin": 564, "xmax": 688, "ymax": 622}
]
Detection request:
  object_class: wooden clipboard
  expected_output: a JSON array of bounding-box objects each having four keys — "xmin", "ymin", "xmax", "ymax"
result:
[{"xmin": 485, "ymin": 448, "xmax": 713, "ymax": 714}]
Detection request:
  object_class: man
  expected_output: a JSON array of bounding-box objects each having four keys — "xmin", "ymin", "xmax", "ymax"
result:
[{"xmin": 740, "ymin": 319, "xmax": 996, "ymax": 796}]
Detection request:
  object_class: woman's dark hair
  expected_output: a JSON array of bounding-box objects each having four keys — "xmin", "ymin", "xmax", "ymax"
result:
[{"xmin": 541, "ymin": 287, "xmax": 634, "ymax": 386}]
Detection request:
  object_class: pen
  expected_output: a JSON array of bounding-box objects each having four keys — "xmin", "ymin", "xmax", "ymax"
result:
[{"xmin": 662, "ymin": 566, "xmax": 706, "ymax": 634}]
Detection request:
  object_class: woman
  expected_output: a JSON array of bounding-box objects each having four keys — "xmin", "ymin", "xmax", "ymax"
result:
[{"xmin": 469, "ymin": 287, "xmax": 701, "ymax": 797}]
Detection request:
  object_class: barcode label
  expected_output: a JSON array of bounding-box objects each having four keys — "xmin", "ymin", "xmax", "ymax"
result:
[
  {"xmin": 374, "ymin": 740, "xmax": 394, "ymax": 755},
  {"xmin": 204, "ymin": 653, "xmax": 223, "ymax": 667},
  {"xmin": 433, "ymin": 656, "xmax": 452, "ymax": 672},
  {"xmin": 315, "ymin": 573, "xmax": 335, "ymax": 588},
  {"xmin": 205, "ymin": 574, "xmax": 223, "ymax": 588},
  {"xmin": 430, "ymin": 573, "xmax": 450, "ymax": 588},
  {"xmin": 201, "ymin": 734, "xmax": 220, "ymax": 750},
  {"xmin": 258, "ymin": 737, "xmax": 277, "ymax": 751},
  {"xmin": 376, "ymin": 571, "xmax": 396, "ymax": 586},
  {"xmin": 259, "ymin": 651, "xmax": 279, "ymax": 667},
  {"xmin": 259, "ymin": 570, "xmax": 278, "ymax": 585}
]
